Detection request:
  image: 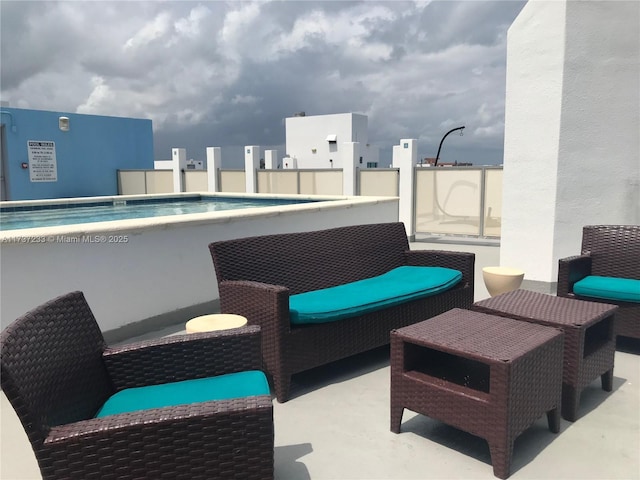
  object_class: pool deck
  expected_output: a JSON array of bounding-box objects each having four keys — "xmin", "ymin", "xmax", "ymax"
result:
[{"xmin": 1, "ymin": 240, "xmax": 639, "ymax": 479}]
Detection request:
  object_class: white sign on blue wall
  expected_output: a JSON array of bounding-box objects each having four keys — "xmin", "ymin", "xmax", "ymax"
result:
[{"xmin": 27, "ymin": 140, "xmax": 58, "ymax": 182}]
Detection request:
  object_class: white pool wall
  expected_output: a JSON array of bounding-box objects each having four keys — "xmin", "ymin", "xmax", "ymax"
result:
[{"xmin": 1, "ymin": 193, "xmax": 399, "ymax": 336}]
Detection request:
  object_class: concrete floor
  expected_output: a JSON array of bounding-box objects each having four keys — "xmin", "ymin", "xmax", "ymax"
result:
[{"xmin": 2, "ymin": 241, "xmax": 639, "ymax": 479}]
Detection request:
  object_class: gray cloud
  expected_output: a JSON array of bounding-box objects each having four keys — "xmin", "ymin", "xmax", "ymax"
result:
[{"xmin": 1, "ymin": 0, "xmax": 526, "ymax": 166}]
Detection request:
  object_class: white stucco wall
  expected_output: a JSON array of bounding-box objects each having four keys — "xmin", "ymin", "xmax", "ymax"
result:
[
  {"xmin": 501, "ymin": 0, "xmax": 639, "ymax": 284},
  {"xmin": 285, "ymin": 113, "xmax": 369, "ymax": 168},
  {"xmin": 501, "ymin": 1, "xmax": 566, "ymax": 282},
  {"xmin": 154, "ymin": 160, "xmax": 173, "ymax": 169},
  {"xmin": 394, "ymin": 139, "xmax": 418, "ymax": 237},
  {"xmin": 554, "ymin": 0, "xmax": 640, "ymax": 253}
]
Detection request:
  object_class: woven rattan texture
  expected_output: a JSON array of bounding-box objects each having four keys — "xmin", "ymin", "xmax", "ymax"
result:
[
  {"xmin": 557, "ymin": 225, "xmax": 640, "ymax": 340},
  {"xmin": 0, "ymin": 292, "xmax": 112, "ymax": 441},
  {"xmin": 210, "ymin": 222, "xmax": 410, "ymax": 294},
  {"xmin": 474, "ymin": 289, "xmax": 616, "ymax": 328},
  {"xmin": 391, "ymin": 308, "xmax": 563, "ymax": 479},
  {"xmin": 473, "ymin": 290, "xmax": 616, "ymax": 421},
  {"xmin": 1, "ymin": 292, "xmax": 274, "ymax": 480},
  {"xmin": 104, "ymin": 325, "xmax": 264, "ymax": 389},
  {"xmin": 395, "ymin": 308, "xmax": 563, "ymax": 361},
  {"xmin": 209, "ymin": 222, "xmax": 475, "ymax": 402}
]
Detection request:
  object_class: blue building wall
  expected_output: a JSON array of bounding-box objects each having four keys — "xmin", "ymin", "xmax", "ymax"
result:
[{"xmin": 0, "ymin": 108, "xmax": 153, "ymax": 200}]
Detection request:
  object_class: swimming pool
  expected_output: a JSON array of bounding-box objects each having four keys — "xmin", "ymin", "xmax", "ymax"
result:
[
  {"xmin": 0, "ymin": 196, "xmax": 316, "ymax": 231},
  {"xmin": 1, "ymin": 192, "xmax": 400, "ymax": 339}
]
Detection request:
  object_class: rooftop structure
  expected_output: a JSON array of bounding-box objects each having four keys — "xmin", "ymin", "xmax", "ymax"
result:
[
  {"xmin": 500, "ymin": 0, "xmax": 639, "ymax": 289},
  {"xmin": 284, "ymin": 112, "xmax": 380, "ymax": 169},
  {"xmin": 0, "ymin": 108, "xmax": 154, "ymax": 201}
]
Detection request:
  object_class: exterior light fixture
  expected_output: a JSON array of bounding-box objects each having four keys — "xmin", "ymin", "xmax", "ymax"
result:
[
  {"xmin": 59, "ymin": 116, "xmax": 70, "ymax": 131},
  {"xmin": 434, "ymin": 125, "xmax": 465, "ymax": 166}
]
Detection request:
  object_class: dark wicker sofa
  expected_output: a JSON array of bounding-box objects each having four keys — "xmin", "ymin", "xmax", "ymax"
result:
[
  {"xmin": 1, "ymin": 291, "xmax": 274, "ymax": 480},
  {"xmin": 209, "ymin": 222, "xmax": 475, "ymax": 402},
  {"xmin": 557, "ymin": 225, "xmax": 640, "ymax": 341}
]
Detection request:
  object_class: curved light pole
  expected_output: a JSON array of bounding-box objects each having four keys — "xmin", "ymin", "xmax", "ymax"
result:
[{"xmin": 434, "ymin": 126, "xmax": 465, "ymax": 166}]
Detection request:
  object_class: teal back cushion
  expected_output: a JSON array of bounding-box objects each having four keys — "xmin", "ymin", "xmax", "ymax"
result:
[
  {"xmin": 95, "ymin": 370, "xmax": 270, "ymax": 418},
  {"xmin": 289, "ymin": 265, "xmax": 462, "ymax": 325},
  {"xmin": 573, "ymin": 275, "xmax": 640, "ymax": 303}
]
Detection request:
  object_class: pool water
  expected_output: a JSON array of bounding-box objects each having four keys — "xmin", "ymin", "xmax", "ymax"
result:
[{"xmin": 0, "ymin": 196, "xmax": 317, "ymax": 231}]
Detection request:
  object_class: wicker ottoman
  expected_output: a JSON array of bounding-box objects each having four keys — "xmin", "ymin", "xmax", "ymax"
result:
[
  {"xmin": 473, "ymin": 289, "xmax": 617, "ymax": 421},
  {"xmin": 390, "ymin": 308, "xmax": 564, "ymax": 479}
]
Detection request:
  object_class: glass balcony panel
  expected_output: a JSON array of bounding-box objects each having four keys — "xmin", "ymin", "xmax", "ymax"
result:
[
  {"xmin": 299, "ymin": 170, "xmax": 342, "ymax": 195},
  {"xmin": 483, "ymin": 168, "xmax": 503, "ymax": 237},
  {"xmin": 415, "ymin": 168, "xmax": 482, "ymax": 236},
  {"xmin": 359, "ymin": 169, "xmax": 399, "ymax": 197},
  {"xmin": 219, "ymin": 170, "xmax": 246, "ymax": 192},
  {"xmin": 257, "ymin": 170, "xmax": 298, "ymax": 194}
]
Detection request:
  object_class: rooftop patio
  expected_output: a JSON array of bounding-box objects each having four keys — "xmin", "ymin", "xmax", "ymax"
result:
[{"xmin": 2, "ymin": 239, "xmax": 638, "ymax": 480}]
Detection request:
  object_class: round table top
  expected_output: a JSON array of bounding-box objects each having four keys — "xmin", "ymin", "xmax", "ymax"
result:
[{"xmin": 185, "ymin": 313, "xmax": 248, "ymax": 333}]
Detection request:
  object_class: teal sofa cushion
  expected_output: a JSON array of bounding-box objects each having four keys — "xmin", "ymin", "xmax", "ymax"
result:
[
  {"xmin": 573, "ymin": 275, "xmax": 640, "ymax": 303},
  {"xmin": 95, "ymin": 370, "xmax": 270, "ymax": 418},
  {"xmin": 289, "ymin": 265, "xmax": 462, "ymax": 325}
]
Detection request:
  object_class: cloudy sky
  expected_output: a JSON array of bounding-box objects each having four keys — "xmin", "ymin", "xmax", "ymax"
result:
[{"xmin": 1, "ymin": 0, "xmax": 526, "ymax": 167}]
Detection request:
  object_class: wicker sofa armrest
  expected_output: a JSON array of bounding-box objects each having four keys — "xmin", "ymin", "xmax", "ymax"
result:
[
  {"xmin": 557, "ymin": 254, "xmax": 592, "ymax": 296},
  {"xmin": 405, "ymin": 250, "xmax": 475, "ymax": 289},
  {"xmin": 103, "ymin": 325, "xmax": 263, "ymax": 390},
  {"xmin": 44, "ymin": 396, "xmax": 273, "ymax": 479},
  {"xmin": 218, "ymin": 281, "xmax": 290, "ymax": 368},
  {"xmin": 219, "ymin": 280, "xmax": 291, "ymax": 331}
]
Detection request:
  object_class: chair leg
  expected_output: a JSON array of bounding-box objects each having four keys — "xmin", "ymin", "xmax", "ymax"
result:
[
  {"xmin": 546, "ymin": 407, "xmax": 561, "ymax": 433},
  {"xmin": 488, "ymin": 436, "xmax": 514, "ymax": 479},
  {"xmin": 390, "ymin": 405, "xmax": 404, "ymax": 433},
  {"xmin": 601, "ymin": 368, "xmax": 613, "ymax": 392},
  {"xmin": 274, "ymin": 373, "xmax": 292, "ymax": 403},
  {"xmin": 561, "ymin": 385, "xmax": 580, "ymax": 422}
]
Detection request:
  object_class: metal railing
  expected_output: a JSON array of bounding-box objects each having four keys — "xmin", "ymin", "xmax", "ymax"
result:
[{"xmin": 118, "ymin": 165, "xmax": 502, "ymax": 238}]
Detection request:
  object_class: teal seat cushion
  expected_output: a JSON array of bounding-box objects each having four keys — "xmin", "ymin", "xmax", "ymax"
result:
[
  {"xmin": 95, "ymin": 370, "xmax": 270, "ymax": 418},
  {"xmin": 289, "ymin": 265, "xmax": 462, "ymax": 325},
  {"xmin": 573, "ymin": 275, "xmax": 640, "ymax": 303}
]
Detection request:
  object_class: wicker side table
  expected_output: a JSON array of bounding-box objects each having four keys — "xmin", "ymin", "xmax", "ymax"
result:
[
  {"xmin": 391, "ymin": 308, "xmax": 564, "ymax": 479},
  {"xmin": 473, "ymin": 289, "xmax": 617, "ymax": 421}
]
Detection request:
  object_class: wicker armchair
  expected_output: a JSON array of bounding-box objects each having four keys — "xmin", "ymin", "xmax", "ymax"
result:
[
  {"xmin": 0, "ymin": 291, "xmax": 274, "ymax": 480},
  {"xmin": 557, "ymin": 225, "xmax": 640, "ymax": 340}
]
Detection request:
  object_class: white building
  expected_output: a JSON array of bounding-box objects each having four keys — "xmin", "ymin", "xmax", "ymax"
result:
[
  {"xmin": 501, "ymin": 0, "xmax": 639, "ymax": 287},
  {"xmin": 284, "ymin": 113, "xmax": 379, "ymax": 169}
]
